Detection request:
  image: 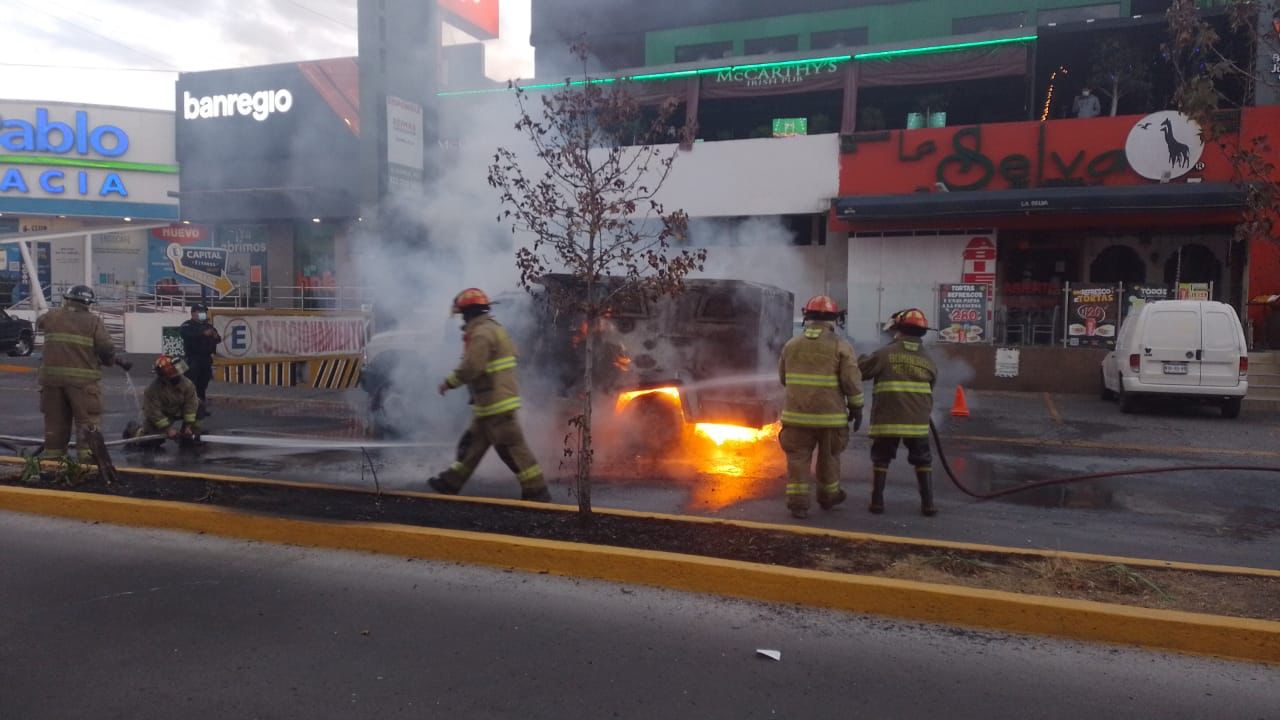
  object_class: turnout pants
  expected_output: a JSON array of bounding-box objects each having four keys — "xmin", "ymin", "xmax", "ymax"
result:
[
  {"xmin": 436, "ymin": 412, "xmax": 545, "ymax": 493},
  {"xmin": 870, "ymin": 436, "xmax": 933, "ymax": 470},
  {"xmin": 39, "ymin": 383, "xmax": 103, "ymax": 459},
  {"xmin": 779, "ymin": 425, "xmax": 849, "ymax": 511}
]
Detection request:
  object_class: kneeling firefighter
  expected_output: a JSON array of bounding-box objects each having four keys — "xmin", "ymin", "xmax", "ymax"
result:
[
  {"xmin": 777, "ymin": 295, "xmax": 865, "ymax": 520},
  {"xmin": 857, "ymin": 309, "xmax": 938, "ymax": 516},
  {"xmin": 428, "ymin": 288, "xmax": 550, "ymax": 502},
  {"xmin": 122, "ymin": 355, "xmax": 201, "ymax": 449}
]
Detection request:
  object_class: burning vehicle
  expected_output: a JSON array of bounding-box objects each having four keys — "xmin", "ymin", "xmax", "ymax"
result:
[{"xmin": 360, "ymin": 275, "xmax": 794, "ymax": 459}]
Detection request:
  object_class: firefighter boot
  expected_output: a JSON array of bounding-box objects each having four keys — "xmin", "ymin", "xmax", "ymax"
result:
[
  {"xmin": 868, "ymin": 468, "xmax": 887, "ymax": 514},
  {"xmin": 818, "ymin": 486, "xmax": 847, "ymax": 511},
  {"xmin": 428, "ymin": 468, "xmax": 464, "ymax": 495},
  {"xmin": 521, "ymin": 486, "xmax": 551, "ymax": 503},
  {"xmin": 916, "ymin": 468, "xmax": 937, "ymax": 517}
]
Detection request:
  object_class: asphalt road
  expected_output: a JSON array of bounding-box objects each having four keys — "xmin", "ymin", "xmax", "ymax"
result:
[
  {"xmin": 1, "ymin": 511, "xmax": 1276, "ymax": 720},
  {"xmin": 2, "ymin": 358, "xmax": 1278, "ymax": 568}
]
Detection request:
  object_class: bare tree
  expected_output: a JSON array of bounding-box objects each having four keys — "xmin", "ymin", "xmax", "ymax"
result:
[
  {"xmin": 1166, "ymin": 0, "xmax": 1279, "ymax": 246},
  {"xmin": 1087, "ymin": 35, "xmax": 1152, "ymax": 116},
  {"xmin": 487, "ymin": 42, "xmax": 705, "ymax": 519}
]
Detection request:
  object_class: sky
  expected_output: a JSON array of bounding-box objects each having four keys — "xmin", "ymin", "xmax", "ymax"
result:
[{"xmin": 0, "ymin": 0, "xmax": 534, "ymax": 110}]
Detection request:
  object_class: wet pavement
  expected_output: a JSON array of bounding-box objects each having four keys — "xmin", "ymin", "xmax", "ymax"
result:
[{"xmin": 3, "ymin": 356, "xmax": 1278, "ymax": 569}]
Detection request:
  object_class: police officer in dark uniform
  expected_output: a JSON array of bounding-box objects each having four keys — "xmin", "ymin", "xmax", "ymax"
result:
[{"xmin": 179, "ymin": 303, "xmax": 220, "ymax": 418}]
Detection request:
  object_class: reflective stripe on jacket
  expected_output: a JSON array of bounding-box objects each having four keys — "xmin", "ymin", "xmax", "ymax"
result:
[
  {"xmin": 857, "ymin": 338, "xmax": 936, "ymax": 438},
  {"xmin": 444, "ymin": 315, "xmax": 522, "ymax": 417},
  {"xmin": 778, "ymin": 322, "xmax": 864, "ymax": 428},
  {"xmin": 36, "ymin": 304, "xmax": 115, "ymax": 387},
  {"xmin": 142, "ymin": 376, "xmax": 200, "ymax": 429}
]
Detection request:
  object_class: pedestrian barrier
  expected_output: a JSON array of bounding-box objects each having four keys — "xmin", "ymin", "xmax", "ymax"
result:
[
  {"xmin": 307, "ymin": 356, "xmax": 363, "ymax": 390},
  {"xmin": 215, "ymin": 358, "xmax": 296, "ymax": 386}
]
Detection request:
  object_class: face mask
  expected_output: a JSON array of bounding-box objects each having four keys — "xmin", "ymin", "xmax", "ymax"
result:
[{"xmin": 196, "ymin": 312, "xmax": 209, "ymax": 322}]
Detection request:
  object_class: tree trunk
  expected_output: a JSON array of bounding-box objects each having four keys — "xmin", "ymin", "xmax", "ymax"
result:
[{"xmin": 579, "ymin": 324, "xmax": 595, "ymax": 519}]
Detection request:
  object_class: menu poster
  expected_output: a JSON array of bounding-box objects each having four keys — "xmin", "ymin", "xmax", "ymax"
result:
[
  {"xmin": 1123, "ymin": 285, "xmax": 1173, "ymax": 319},
  {"xmin": 1067, "ymin": 284, "xmax": 1118, "ymax": 348},
  {"xmin": 938, "ymin": 283, "xmax": 989, "ymax": 343}
]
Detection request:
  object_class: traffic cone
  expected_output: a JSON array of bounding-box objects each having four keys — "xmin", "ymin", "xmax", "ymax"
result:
[{"xmin": 951, "ymin": 386, "xmax": 971, "ymax": 418}]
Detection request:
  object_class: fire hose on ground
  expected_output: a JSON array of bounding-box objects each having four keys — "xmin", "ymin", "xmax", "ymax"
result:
[
  {"xmin": 927, "ymin": 421, "xmax": 1280, "ymax": 500},
  {"xmin": 5, "ymin": 426, "xmax": 1280, "ymax": 502}
]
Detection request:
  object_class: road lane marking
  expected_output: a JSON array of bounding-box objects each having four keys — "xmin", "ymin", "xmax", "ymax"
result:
[
  {"xmin": 1043, "ymin": 393, "xmax": 1063, "ymax": 425},
  {"xmin": 950, "ymin": 434, "xmax": 1280, "ymax": 461}
]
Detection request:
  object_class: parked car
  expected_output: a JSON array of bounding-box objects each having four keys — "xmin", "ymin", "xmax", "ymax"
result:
[
  {"xmin": 0, "ymin": 309, "xmax": 34, "ymax": 357},
  {"xmin": 1101, "ymin": 300, "xmax": 1248, "ymax": 418}
]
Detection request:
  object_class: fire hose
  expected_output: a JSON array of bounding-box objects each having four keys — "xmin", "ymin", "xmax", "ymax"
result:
[{"xmin": 927, "ymin": 420, "xmax": 1280, "ymax": 500}]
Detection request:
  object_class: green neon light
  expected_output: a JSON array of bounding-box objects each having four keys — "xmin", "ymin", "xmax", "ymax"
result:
[
  {"xmin": 437, "ymin": 36, "xmax": 1035, "ymax": 97},
  {"xmin": 853, "ymin": 35, "xmax": 1036, "ymax": 61},
  {"xmin": 0, "ymin": 155, "xmax": 179, "ymax": 174}
]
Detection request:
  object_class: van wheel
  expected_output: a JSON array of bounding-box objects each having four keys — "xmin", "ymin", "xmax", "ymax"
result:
[
  {"xmin": 1099, "ymin": 369, "xmax": 1115, "ymax": 401},
  {"xmin": 1118, "ymin": 378, "xmax": 1137, "ymax": 414},
  {"xmin": 1221, "ymin": 397, "xmax": 1242, "ymax": 419}
]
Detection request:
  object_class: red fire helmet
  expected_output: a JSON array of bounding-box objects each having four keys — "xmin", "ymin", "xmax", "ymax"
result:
[
  {"xmin": 154, "ymin": 354, "xmax": 187, "ymax": 379},
  {"xmin": 802, "ymin": 295, "xmax": 841, "ymax": 315},
  {"xmin": 892, "ymin": 308, "xmax": 930, "ymax": 331},
  {"xmin": 451, "ymin": 288, "xmax": 491, "ymax": 314}
]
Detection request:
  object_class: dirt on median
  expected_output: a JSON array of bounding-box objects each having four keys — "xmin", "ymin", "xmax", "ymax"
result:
[{"xmin": 2, "ymin": 464, "xmax": 1277, "ymax": 622}]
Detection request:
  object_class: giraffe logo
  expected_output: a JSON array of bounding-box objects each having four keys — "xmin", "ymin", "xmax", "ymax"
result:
[{"xmin": 1124, "ymin": 111, "xmax": 1204, "ymax": 181}]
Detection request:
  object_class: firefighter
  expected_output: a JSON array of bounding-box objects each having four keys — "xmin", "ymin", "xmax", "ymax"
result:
[
  {"xmin": 179, "ymin": 303, "xmax": 220, "ymax": 418},
  {"xmin": 777, "ymin": 295, "xmax": 865, "ymax": 520},
  {"xmin": 122, "ymin": 355, "xmax": 201, "ymax": 449},
  {"xmin": 858, "ymin": 308, "xmax": 938, "ymax": 516},
  {"xmin": 36, "ymin": 285, "xmax": 129, "ymax": 460},
  {"xmin": 427, "ymin": 288, "xmax": 551, "ymax": 502}
]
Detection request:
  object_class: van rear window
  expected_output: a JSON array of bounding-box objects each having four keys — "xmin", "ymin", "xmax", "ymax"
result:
[
  {"xmin": 1146, "ymin": 311, "xmax": 1199, "ymax": 348},
  {"xmin": 1202, "ymin": 311, "xmax": 1237, "ymax": 351}
]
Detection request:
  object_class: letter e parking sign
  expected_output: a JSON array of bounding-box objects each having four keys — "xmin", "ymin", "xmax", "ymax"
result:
[{"xmin": 224, "ymin": 319, "xmax": 251, "ymax": 358}]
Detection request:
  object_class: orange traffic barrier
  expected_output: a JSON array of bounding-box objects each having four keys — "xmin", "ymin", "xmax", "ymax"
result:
[{"xmin": 951, "ymin": 386, "xmax": 971, "ymax": 418}]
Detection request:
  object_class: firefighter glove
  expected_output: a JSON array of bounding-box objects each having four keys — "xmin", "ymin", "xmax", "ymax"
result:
[
  {"xmin": 437, "ymin": 381, "xmax": 450, "ymax": 396},
  {"xmin": 165, "ymin": 426, "xmax": 180, "ymax": 440},
  {"xmin": 116, "ymin": 358, "xmax": 134, "ymax": 372},
  {"xmin": 848, "ymin": 406, "xmax": 863, "ymax": 432}
]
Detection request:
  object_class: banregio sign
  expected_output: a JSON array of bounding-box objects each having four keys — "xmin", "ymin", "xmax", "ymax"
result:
[{"xmin": 0, "ymin": 101, "xmax": 177, "ymax": 217}]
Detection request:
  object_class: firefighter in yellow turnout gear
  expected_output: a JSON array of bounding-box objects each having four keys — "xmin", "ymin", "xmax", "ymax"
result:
[
  {"xmin": 858, "ymin": 309, "xmax": 939, "ymax": 516},
  {"xmin": 122, "ymin": 356, "xmax": 201, "ymax": 449},
  {"xmin": 428, "ymin": 288, "xmax": 550, "ymax": 502},
  {"xmin": 777, "ymin": 295, "xmax": 865, "ymax": 519},
  {"xmin": 36, "ymin": 285, "xmax": 129, "ymax": 460}
]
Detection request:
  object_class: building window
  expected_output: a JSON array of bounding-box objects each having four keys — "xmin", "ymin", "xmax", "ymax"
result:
[
  {"xmin": 675, "ymin": 41, "xmax": 734, "ymax": 63},
  {"xmin": 810, "ymin": 27, "xmax": 869, "ymax": 50},
  {"xmin": 952, "ymin": 11, "xmax": 1026, "ymax": 35},
  {"xmin": 1038, "ymin": 3, "xmax": 1121, "ymax": 25},
  {"xmin": 743, "ymin": 35, "xmax": 799, "ymax": 56}
]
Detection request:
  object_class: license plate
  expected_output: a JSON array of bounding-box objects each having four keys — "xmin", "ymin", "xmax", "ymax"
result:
[{"xmin": 1163, "ymin": 362, "xmax": 1188, "ymax": 375}]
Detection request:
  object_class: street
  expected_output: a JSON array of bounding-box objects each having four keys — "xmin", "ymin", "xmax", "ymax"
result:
[
  {"xmin": 2, "ymin": 357, "xmax": 1277, "ymax": 569},
  {"xmin": 1, "ymin": 511, "xmax": 1276, "ymax": 720}
]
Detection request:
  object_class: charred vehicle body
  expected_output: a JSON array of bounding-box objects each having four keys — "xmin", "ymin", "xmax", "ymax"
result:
[{"xmin": 360, "ymin": 275, "xmax": 794, "ymax": 444}]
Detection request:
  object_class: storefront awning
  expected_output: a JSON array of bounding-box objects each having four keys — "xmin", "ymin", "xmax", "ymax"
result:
[{"xmin": 833, "ymin": 183, "xmax": 1247, "ymax": 221}]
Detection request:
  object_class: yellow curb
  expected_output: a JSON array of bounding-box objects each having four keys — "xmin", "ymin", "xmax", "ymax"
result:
[
  {"xmin": 0, "ymin": 484, "xmax": 1276, "ymax": 665},
  {"xmin": 1, "ymin": 455, "xmax": 1277, "ymax": 578},
  {"xmin": 0, "ymin": 363, "xmax": 36, "ymax": 374}
]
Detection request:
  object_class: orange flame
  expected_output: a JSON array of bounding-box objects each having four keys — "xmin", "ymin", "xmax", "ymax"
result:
[
  {"xmin": 694, "ymin": 423, "xmax": 778, "ymax": 446},
  {"xmin": 615, "ymin": 386, "xmax": 680, "ymax": 411},
  {"xmin": 609, "ymin": 385, "xmax": 784, "ymax": 510}
]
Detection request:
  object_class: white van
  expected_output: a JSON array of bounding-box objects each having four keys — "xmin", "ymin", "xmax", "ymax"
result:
[{"xmin": 1101, "ymin": 300, "xmax": 1248, "ymax": 418}]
